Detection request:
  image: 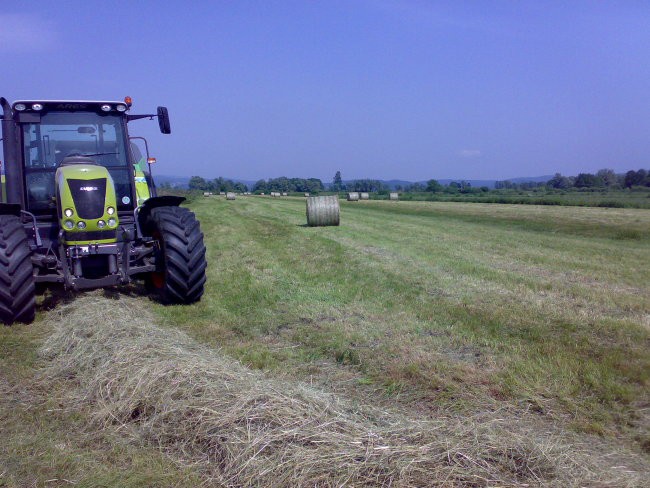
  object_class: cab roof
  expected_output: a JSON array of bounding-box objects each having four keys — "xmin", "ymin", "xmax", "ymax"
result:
[{"xmin": 12, "ymin": 100, "xmax": 129, "ymax": 113}]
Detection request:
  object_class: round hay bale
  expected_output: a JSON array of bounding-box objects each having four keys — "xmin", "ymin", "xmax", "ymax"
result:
[
  {"xmin": 389, "ymin": 192, "xmax": 399, "ymax": 201},
  {"xmin": 306, "ymin": 195, "xmax": 340, "ymax": 227},
  {"xmin": 304, "ymin": 192, "xmax": 310, "ymax": 197},
  {"xmin": 226, "ymin": 192, "xmax": 236, "ymax": 200},
  {"xmin": 347, "ymin": 192, "xmax": 360, "ymax": 201},
  {"xmin": 360, "ymin": 192, "xmax": 369, "ymax": 200},
  {"xmin": 281, "ymin": 192, "xmax": 288, "ymax": 196},
  {"xmin": 203, "ymin": 192, "xmax": 211, "ymax": 197}
]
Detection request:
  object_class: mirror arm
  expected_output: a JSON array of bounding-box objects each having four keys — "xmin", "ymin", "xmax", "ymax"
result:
[{"xmin": 126, "ymin": 114, "xmax": 156, "ymax": 122}]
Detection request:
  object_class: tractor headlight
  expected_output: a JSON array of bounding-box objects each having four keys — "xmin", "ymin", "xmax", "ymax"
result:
[
  {"xmin": 106, "ymin": 206, "xmax": 115, "ymax": 215},
  {"xmin": 64, "ymin": 208, "xmax": 74, "ymax": 217},
  {"xmin": 116, "ymin": 104, "xmax": 127, "ymax": 112},
  {"xmin": 107, "ymin": 218, "xmax": 117, "ymax": 227},
  {"xmin": 100, "ymin": 104, "xmax": 111, "ymax": 112},
  {"xmin": 77, "ymin": 221, "xmax": 86, "ymax": 230},
  {"xmin": 32, "ymin": 103, "xmax": 43, "ymax": 111},
  {"xmin": 64, "ymin": 220, "xmax": 74, "ymax": 230},
  {"xmin": 14, "ymin": 103, "xmax": 26, "ymax": 111},
  {"xmin": 97, "ymin": 220, "xmax": 106, "ymax": 229}
]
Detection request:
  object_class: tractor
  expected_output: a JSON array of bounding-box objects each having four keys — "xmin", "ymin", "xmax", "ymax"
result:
[{"xmin": 0, "ymin": 97, "xmax": 207, "ymax": 325}]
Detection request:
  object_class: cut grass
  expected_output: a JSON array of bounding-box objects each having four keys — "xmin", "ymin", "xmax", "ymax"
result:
[
  {"xmin": 37, "ymin": 297, "xmax": 648, "ymax": 487},
  {"xmin": 1, "ymin": 196, "xmax": 648, "ymax": 485},
  {"xmin": 155, "ymin": 197, "xmax": 649, "ymax": 447},
  {"xmin": 0, "ymin": 310, "xmax": 203, "ymax": 487}
]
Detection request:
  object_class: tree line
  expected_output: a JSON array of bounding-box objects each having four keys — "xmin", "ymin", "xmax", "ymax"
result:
[
  {"xmin": 188, "ymin": 176, "xmax": 249, "ymax": 193},
  {"xmin": 252, "ymin": 177, "xmax": 324, "ymax": 193},
  {"xmin": 497, "ymin": 169, "xmax": 650, "ymax": 191},
  {"xmin": 184, "ymin": 168, "xmax": 650, "ymax": 194}
]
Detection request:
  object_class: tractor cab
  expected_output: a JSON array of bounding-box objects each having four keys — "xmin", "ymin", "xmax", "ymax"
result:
[
  {"xmin": 0, "ymin": 97, "xmax": 206, "ymax": 325},
  {"xmin": 6, "ymin": 100, "xmax": 161, "ymax": 215}
]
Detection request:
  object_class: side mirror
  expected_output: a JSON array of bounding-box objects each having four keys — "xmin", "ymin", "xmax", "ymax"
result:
[{"xmin": 157, "ymin": 106, "xmax": 171, "ymax": 134}]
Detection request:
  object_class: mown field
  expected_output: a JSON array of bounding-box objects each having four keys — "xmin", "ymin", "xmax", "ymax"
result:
[
  {"xmin": 1, "ymin": 196, "xmax": 649, "ymax": 486},
  {"xmin": 305, "ymin": 188, "xmax": 650, "ymax": 208},
  {"xmin": 393, "ymin": 188, "xmax": 650, "ymax": 208}
]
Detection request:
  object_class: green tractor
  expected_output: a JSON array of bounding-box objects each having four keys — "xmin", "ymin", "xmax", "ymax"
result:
[{"xmin": 0, "ymin": 97, "xmax": 207, "ymax": 325}]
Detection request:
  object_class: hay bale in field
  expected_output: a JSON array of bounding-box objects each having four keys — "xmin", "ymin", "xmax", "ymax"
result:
[
  {"xmin": 203, "ymin": 192, "xmax": 211, "ymax": 197},
  {"xmin": 347, "ymin": 192, "xmax": 360, "ymax": 201},
  {"xmin": 360, "ymin": 192, "xmax": 369, "ymax": 200},
  {"xmin": 219, "ymin": 191, "xmax": 225, "ymax": 195},
  {"xmin": 306, "ymin": 195, "xmax": 340, "ymax": 227},
  {"xmin": 304, "ymin": 192, "xmax": 310, "ymax": 197},
  {"xmin": 281, "ymin": 192, "xmax": 288, "ymax": 196},
  {"xmin": 226, "ymin": 192, "xmax": 236, "ymax": 200},
  {"xmin": 389, "ymin": 192, "xmax": 399, "ymax": 201}
]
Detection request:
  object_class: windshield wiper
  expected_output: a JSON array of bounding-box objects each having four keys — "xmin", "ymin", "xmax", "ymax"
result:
[{"xmin": 80, "ymin": 152, "xmax": 119, "ymax": 157}]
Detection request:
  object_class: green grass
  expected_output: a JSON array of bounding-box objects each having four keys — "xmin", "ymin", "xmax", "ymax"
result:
[
  {"xmin": 393, "ymin": 188, "xmax": 650, "ymax": 208},
  {"xmin": 155, "ymin": 197, "xmax": 650, "ymax": 447},
  {"xmin": 1, "ymin": 195, "xmax": 648, "ymax": 484}
]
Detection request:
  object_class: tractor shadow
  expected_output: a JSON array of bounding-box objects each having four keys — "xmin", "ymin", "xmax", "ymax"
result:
[{"xmin": 36, "ymin": 282, "xmax": 152, "ymax": 314}]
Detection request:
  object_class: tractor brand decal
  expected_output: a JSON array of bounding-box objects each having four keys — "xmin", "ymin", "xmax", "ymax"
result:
[
  {"xmin": 56, "ymin": 103, "xmax": 88, "ymax": 110},
  {"xmin": 80, "ymin": 186, "xmax": 99, "ymax": 191}
]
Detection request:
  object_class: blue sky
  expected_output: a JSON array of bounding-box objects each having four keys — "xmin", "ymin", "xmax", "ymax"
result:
[{"xmin": 2, "ymin": 1, "xmax": 650, "ymax": 182}]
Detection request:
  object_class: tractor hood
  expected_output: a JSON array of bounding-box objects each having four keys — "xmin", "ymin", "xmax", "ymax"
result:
[{"xmin": 55, "ymin": 161, "xmax": 119, "ymax": 244}]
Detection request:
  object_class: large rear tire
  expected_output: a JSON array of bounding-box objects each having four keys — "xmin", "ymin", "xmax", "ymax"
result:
[
  {"xmin": 0, "ymin": 215, "xmax": 36, "ymax": 325},
  {"xmin": 146, "ymin": 206, "xmax": 207, "ymax": 304}
]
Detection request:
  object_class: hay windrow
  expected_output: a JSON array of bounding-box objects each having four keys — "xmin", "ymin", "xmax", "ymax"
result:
[{"xmin": 38, "ymin": 297, "xmax": 641, "ymax": 487}]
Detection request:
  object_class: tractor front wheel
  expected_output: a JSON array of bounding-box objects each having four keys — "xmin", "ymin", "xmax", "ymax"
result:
[
  {"xmin": 146, "ymin": 206, "xmax": 207, "ymax": 304},
  {"xmin": 0, "ymin": 215, "xmax": 36, "ymax": 325}
]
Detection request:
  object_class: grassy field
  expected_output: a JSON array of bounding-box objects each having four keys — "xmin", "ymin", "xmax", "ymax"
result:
[{"xmin": 1, "ymin": 196, "xmax": 649, "ymax": 486}]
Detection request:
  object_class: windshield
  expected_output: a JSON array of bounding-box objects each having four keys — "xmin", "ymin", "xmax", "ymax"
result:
[{"xmin": 22, "ymin": 112, "xmax": 134, "ymax": 213}]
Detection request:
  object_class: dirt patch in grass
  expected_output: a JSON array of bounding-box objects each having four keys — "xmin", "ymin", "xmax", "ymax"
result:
[{"xmin": 37, "ymin": 296, "xmax": 649, "ymax": 487}]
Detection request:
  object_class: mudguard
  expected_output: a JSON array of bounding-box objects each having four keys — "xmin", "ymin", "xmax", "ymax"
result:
[{"xmin": 137, "ymin": 195, "xmax": 186, "ymax": 231}]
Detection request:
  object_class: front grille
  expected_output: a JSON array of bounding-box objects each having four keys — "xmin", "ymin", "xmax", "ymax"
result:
[
  {"xmin": 64, "ymin": 230, "xmax": 117, "ymax": 242},
  {"xmin": 67, "ymin": 178, "xmax": 107, "ymax": 219}
]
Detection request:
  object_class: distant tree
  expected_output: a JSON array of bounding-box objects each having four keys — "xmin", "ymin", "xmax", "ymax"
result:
[
  {"xmin": 624, "ymin": 169, "xmax": 648, "ymax": 188},
  {"xmin": 253, "ymin": 179, "xmax": 267, "ymax": 192},
  {"xmin": 332, "ymin": 171, "xmax": 344, "ymax": 191},
  {"xmin": 233, "ymin": 182, "xmax": 248, "ymax": 192},
  {"xmin": 306, "ymin": 178, "xmax": 325, "ymax": 192},
  {"xmin": 408, "ymin": 182, "xmax": 425, "ymax": 192},
  {"xmin": 189, "ymin": 176, "xmax": 208, "ymax": 191},
  {"xmin": 546, "ymin": 173, "xmax": 571, "ymax": 189},
  {"xmin": 596, "ymin": 169, "xmax": 618, "ymax": 187},
  {"xmin": 574, "ymin": 173, "xmax": 603, "ymax": 188},
  {"xmin": 425, "ymin": 179, "xmax": 443, "ymax": 192}
]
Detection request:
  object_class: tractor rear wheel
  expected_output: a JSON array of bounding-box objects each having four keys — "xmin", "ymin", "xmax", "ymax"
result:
[
  {"xmin": 146, "ymin": 206, "xmax": 206, "ymax": 304},
  {"xmin": 0, "ymin": 215, "xmax": 36, "ymax": 325}
]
